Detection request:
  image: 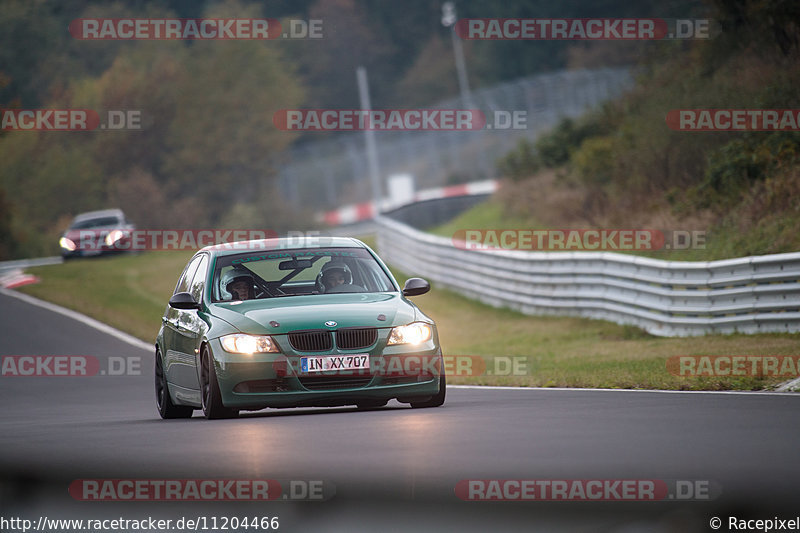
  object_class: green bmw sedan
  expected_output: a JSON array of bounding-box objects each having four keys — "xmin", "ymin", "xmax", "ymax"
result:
[{"xmin": 155, "ymin": 236, "xmax": 445, "ymax": 419}]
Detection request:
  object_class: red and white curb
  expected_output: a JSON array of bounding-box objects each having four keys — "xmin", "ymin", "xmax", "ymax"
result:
[{"xmin": 0, "ymin": 268, "xmax": 40, "ymax": 289}]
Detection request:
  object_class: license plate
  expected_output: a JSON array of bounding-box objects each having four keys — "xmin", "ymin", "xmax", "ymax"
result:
[{"xmin": 301, "ymin": 354, "xmax": 370, "ymax": 373}]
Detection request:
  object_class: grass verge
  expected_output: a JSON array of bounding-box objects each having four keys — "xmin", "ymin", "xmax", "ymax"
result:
[{"xmin": 19, "ymin": 251, "xmax": 193, "ymax": 343}]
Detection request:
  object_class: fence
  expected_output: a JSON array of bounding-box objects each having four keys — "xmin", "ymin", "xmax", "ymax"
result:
[
  {"xmin": 375, "ymin": 215, "xmax": 800, "ymax": 337},
  {"xmin": 278, "ymin": 67, "xmax": 633, "ymax": 213}
]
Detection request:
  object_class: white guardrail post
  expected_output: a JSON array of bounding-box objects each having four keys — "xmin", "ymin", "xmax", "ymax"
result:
[{"xmin": 374, "ymin": 215, "xmax": 800, "ymax": 337}]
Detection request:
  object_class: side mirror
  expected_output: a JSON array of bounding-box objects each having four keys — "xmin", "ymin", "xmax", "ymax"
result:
[
  {"xmin": 402, "ymin": 277, "xmax": 430, "ymax": 297},
  {"xmin": 169, "ymin": 292, "xmax": 201, "ymax": 310}
]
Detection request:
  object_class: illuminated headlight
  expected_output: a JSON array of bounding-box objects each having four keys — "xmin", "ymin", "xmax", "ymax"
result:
[
  {"xmin": 59, "ymin": 237, "xmax": 76, "ymax": 251},
  {"xmin": 105, "ymin": 230, "xmax": 125, "ymax": 246},
  {"xmin": 220, "ymin": 334, "xmax": 279, "ymax": 354},
  {"xmin": 387, "ymin": 322, "xmax": 432, "ymax": 346}
]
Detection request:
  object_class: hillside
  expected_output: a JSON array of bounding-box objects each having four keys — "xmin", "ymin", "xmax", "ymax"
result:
[{"xmin": 483, "ymin": 1, "xmax": 800, "ymax": 260}]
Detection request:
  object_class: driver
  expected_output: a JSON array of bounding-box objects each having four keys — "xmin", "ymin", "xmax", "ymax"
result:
[
  {"xmin": 220, "ymin": 267, "xmax": 255, "ymax": 300},
  {"xmin": 318, "ymin": 262, "xmax": 352, "ymax": 292}
]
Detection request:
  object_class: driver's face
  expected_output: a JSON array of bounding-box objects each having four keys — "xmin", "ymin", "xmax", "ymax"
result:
[{"xmin": 228, "ymin": 280, "xmax": 250, "ymax": 300}]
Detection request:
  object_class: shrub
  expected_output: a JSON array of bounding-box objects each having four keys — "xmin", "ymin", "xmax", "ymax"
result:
[
  {"xmin": 692, "ymin": 132, "xmax": 800, "ymax": 208},
  {"xmin": 572, "ymin": 136, "xmax": 617, "ymax": 187},
  {"xmin": 535, "ymin": 116, "xmax": 607, "ymax": 168},
  {"xmin": 496, "ymin": 138, "xmax": 539, "ymax": 181}
]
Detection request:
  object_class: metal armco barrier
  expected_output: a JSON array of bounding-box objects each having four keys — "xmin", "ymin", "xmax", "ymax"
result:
[{"xmin": 375, "ymin": 216, "xmax": 800, "ymax": 337}]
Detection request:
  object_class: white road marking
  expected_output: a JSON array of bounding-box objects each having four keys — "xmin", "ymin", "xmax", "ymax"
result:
[
  {"xmin": 450, "ymin": 385, "xmax": 799, "ymax": 396},
  {"xmin": 0, "ymin": 287, "xmax": 153, "ymax": 353}
]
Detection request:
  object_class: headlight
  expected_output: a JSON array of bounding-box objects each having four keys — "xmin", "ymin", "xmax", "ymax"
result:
[
  {"xmin": 220, "ymin": 334, "xmax": 279, "ymax": 354},
  {"xmin": 105, "ymin": 230, "xmax": 125, "ymax": 246},
  {"xmin": 387, "ymin": 322, "xmax": 432, "ymax": 346},
  {"xmin": 59, "ymin": 237, "xmax": 76, "ymax": 251}
]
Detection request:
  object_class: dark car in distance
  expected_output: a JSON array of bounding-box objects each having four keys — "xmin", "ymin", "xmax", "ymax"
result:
[{"xmin": 59, "ymin": 208, "xmax": 135, "ymax": 259}]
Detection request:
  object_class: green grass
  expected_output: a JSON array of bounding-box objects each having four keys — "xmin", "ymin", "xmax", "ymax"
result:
[
  {"xmin": 20, "ymin": 251, "xmax": 194, "ymax": 343},
  {"xmin": 430, "ymin": 201, "xmax": 544, "ymax": 240},
  {"xmin": 17, "ymin": 248, "xmax": 800, "ymax": 390}
]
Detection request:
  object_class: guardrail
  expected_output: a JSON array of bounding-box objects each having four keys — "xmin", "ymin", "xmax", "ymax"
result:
[{"xmin": 375, "ymin": 216, "xmax": 800, "ymax": 337}]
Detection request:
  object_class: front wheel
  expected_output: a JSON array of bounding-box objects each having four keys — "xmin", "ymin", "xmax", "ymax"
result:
[
  {"xmin": 200, "ymin": 345, "xmax": 239, "ymax": 419},
  {"xmin": 411, "ymin": 375, "xmax": 446, "ymax": 408},
  {"xmin": 155, "ymin": 348, "xmax": 193, "ymax": 419}
]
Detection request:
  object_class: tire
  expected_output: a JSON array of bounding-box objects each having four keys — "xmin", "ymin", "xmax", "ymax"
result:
[
  {"xmin": 411, "ymin": 375, "xmax": 446, "ymax": 408},
  {"xmin": 155, "ymin": 348, "xmax": 194, "ymax": 419},
  {"xmin": 200, "ymin": 344, "xmax": 239, "ymax": 419}
]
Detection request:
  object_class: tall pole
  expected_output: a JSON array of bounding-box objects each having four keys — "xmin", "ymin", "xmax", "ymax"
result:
[
  {"xmin": 442, "ymin": 2, "xmax": 473, "ymax": 109},
  {"xmin": 356, "ymin": 66, "xmax": 382, "ymax": 215},
  {"xmin": 442, "ymin": 2, "xmax": 489, "ymax": 181}
]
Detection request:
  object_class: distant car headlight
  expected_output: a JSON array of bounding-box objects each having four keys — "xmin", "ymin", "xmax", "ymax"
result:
[
  {"xmin": 59, "ymin": 237, "xmax": 76, "ymax": 251},
  {"xmin": 220, "ymin": 334, "xmax": 279, "ymax": 354},
  {"xmin": 387, "ymin": 322, "xmax": 432, "ymax": 346},
  {"xmin": 105, "ymin": 229, "xmax": 125, "ymax": 246}
]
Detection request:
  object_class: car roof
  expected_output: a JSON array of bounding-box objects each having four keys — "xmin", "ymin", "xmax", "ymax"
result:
[
  {"xmin": 72, "ymin": 208, "xmax": 125, "ymax": 222},
  {"xmin": 200, "ymin": 236, "xmax": 369, "ymax": 256}
]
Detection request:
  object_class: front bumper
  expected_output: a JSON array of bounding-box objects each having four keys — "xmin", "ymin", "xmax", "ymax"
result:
[
  {"xmin": 209, "ymin": 336, "xmax": 442, "ymax": 410},
  {"xmin": 61, "ymin": 245, "xmax": 128, "ymax": 258}
]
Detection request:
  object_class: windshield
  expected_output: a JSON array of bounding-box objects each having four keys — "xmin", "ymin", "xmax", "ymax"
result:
[
  {"xmin": 212, "ymin": 247, "xmax": 396, "ymax": 301},
  {"xmin": 69, "ymin": 216, "xmax": 121, "ymax": 229}
]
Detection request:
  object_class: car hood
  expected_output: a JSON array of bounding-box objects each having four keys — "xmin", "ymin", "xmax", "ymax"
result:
[{"xmin": 208, "ymin": 292, "xmax": 419, "ymax": 335}]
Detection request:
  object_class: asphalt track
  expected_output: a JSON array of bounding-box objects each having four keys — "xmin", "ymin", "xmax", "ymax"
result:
[{"xmin": 1, "ymin": 289, "xmax": 799, "ymax": 532}]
